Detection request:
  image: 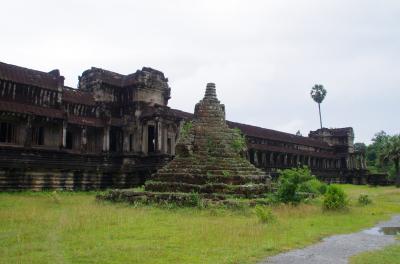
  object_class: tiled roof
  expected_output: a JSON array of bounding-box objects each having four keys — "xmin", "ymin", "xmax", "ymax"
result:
[
  {"xmin": 168, "ymin": 108, "xmax": 194, "ymax": 120},
  {"xmin": 63, "ymin": 87, "xmax": 96, "ymax": 106},
  {"xmin": 0, "ymin": 100, "xmax": 63, "ymax": 119},
  {"xmin": 247, "ymin": 144, "xmax": 336, "ymax": 158},
  {"xmin": 228, "ymin": 121, "xmax": 330, "ymax": 149},
  {"xmin": 0, "ymin": 61, "xmax": 62, "ymax": 91},
  {"xmin": 170, "ymin": 109, "xmax": 330, "ymax": 149}
]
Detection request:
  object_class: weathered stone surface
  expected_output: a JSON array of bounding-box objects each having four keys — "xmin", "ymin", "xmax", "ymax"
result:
[
  {"xmin": 100, "ymin": 83, "xmax": 272, "ymax": 203},
  {"xmin": 145, "ymin": 83, "xmax": 271, "ymax": 198}
]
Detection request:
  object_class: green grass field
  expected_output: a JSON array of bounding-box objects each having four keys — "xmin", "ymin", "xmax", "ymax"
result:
[
  {"xmin": 350, "ymin": 242, "xmax": 400, "ymax": 264},
  {"xmin": 0, "ymin": 185, "xmax": 399, "ymax": 264}
]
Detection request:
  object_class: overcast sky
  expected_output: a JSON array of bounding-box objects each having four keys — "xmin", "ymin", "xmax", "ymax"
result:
[{"xmin": 1, "ymin": 0, "xmax": 399, "ymax": 143}]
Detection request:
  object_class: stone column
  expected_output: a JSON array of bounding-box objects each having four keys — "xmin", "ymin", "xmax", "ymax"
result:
[
  {"xmin": 362, "ymin": 156, "xmax": 367, "ymax": 169},
  {"xmin": 262, "ymin": 152, "xmax": 267, "ymax": 167},
  {"xmin": 171, "ymin": 132, "xmax": 176, "ymax": 156},
  {"xmin": 81, "ymin": 126, "xmax": 87, "ymax": 152},
  {"xmin": 142, "ymin": 124, "xmax": 148, "ymax": 154},
  {"xmin": 163, "ymin": 127, "xmax": 168, "ymax": 154},
  {"xmin": 284, "ymin": 154, "xmax": 288, "ymax": 167},
  {"xmin": 24, "ymin": 115, "xmax": 33, "ymax": 148},
  {"xmin": 61, "ymin": 121, "xmax": 67, "ymax": 148},
  {"xmin": 269, "ymin": 152, "xmax": 274, "ymax": 166},
  {"xmin": 156, "ymin": 121, "xmax": 163, "ymax": 152},
  {"xmin": 103, "ymin": 126, "xmax": 110, "ymax": 152},
  {"xmin": 123, "ymin": 130, "xmax": 130, "ymax": 152},
  {"xmin": 253, "ymin": 150, "xmax": 259, "ymax": 166}
]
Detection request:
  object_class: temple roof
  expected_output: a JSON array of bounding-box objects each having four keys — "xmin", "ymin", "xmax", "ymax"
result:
[
  {"xmin": 228, "ymin": 122, "xmax": 330, "ymax": 149},
  {"xmin": 63, "ymin": 87, "xmax": 96, "ymax": 106},
  {"xmin": 170, "ymin": 109, "xmax": 330, "ymax": 149},
  {"xmin": 309, "ymin": 127, "xmax": 354, "ymax": 137},
  {"xmin": 0, "ymin": 61, "xmax": 63, "ymax": 91},
  {"xmin": 79, "ymin": 66, "xmax": 168, "ymax": 88},
  {"xmin": 0, "ymin": 100, "xmax": 64, "ymax": 119}
]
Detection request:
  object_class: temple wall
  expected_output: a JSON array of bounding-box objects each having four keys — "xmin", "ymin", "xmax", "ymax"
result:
[
  {"xmin": 0, "ymin": 146, "xmax": 171, "ymax": 190},
  {"xmin": 0, "ymin": 61, "xmax": 379, "ymax": 190},
  {"xmin": 135, "ymin": 88, "xmax": 165, "ymax": 105}
]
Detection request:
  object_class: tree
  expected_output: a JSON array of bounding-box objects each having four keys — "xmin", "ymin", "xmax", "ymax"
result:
[
  {"xmin": 366, "ymin": 131, "xmax": 389, "ymax": 169},
  {"xmin": 354, "ymin": 142, "xmax": 367, "ymax": 153},
  {"xmin": 379, "ymin": 135, "xmax": 400, "ymax": 187},
  {"xmin": 310, "ymin": 84, "xmax": 327, "ymax": 129}
]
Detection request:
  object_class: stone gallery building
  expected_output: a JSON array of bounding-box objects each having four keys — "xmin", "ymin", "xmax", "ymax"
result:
[{"xmin": 0, "ymin": 61, "xmax": 368, "ymax": 190}]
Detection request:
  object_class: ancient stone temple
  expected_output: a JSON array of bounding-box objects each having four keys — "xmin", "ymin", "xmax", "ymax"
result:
[
  {"xmin": 144, "ymin": 83, "xmax": 271, "ymax": 199},
  {"xmin": 101, "ymin": 83, "xmax": 271, "ymax": 204},
  {"xmin": 0, "ymin": 60, "xmax": 377, "ymax": 191}
]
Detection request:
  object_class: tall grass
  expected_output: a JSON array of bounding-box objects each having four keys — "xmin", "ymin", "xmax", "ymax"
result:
[{"xmin": 0, "ymin": 185, "xmax": 399, "ymax": 264}]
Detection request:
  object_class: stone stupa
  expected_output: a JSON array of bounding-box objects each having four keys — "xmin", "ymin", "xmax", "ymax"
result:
[{"xmin": 101, "ymin": 83, "xmax": 271, "ymax": 204}]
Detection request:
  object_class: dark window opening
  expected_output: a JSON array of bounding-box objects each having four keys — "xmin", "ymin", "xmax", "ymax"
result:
[
  {"xmin": 32, "ymin": 127, "xmax": 44, "ymax": 145},
  {"xmin": 0, "ymin": 122, "xmax": 17, "ymax": 143},
  {"xmin": 167, "ymin": 138, "xmax": 172, "ymax": 155},
  {"xmin": 257, "ymin": 152, "xmax": 262, "ymax": 165},
  {"xmin": 147, "ymin": 125, "xmax": 155, "ymax": 153},
  {"xmin": 341, "ymin": 157, "xmax": 347, "ymax": 169},
  {"xmin": 129, "ymin": 134, "xmax": 133, "ymax": 152},
  {"xmin": 66, "ymin": 131, "xmax": 73, "ymax": 149},
  {"xmin": 249, "ymin": 149, "xmax": 254, "ymax": 163},
  {"xmin": 110, "ymin": 130, "xmax": 117, "ymax": 152},
  {"xmin": 110, "ymin": 128, "xmax": 122, "ymax": 152}
]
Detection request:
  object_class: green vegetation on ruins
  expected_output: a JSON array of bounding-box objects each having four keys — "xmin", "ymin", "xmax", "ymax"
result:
[{"xmin": 1, "ymin": 185, "xmax": 399, "ymax": 264}]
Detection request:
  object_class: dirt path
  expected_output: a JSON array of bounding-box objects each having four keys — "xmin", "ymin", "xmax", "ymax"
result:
[{"xmin": 261, "ymin": 215, "xmax": 400, "ymax": 264}]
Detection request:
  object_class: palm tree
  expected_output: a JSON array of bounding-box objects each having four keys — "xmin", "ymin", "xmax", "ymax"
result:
[
  {"xmin": 310, "ymin": 84, "xmax": 327, "ymax": 129},
  {"xmin": 379, "ymin": 135, "xmax": 400, "ymax": 187}
]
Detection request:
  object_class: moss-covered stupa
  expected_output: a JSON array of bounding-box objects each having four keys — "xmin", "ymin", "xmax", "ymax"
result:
[{"xmin": 101, "ymin": 83, "xmax": 271, "ymax": 204}]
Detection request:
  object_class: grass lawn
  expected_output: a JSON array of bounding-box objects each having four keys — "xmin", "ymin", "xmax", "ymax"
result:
[
  {"xmin": 350, "ymin": 242, "xmax": 400, "ymax": 264},
  {"xmin": 0, "ymin": 185, "xmax": 399, "ymax": 264}
]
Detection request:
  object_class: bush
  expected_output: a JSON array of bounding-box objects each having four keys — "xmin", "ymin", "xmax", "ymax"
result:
[
  {"xmin": 276, "ymin": 166, "xmax": 326, "ymax": 204},
  {"xmin": 231, "ymin": 128, "xmax": 247, "ymax": 154},
  {"xmin": 254, "ymin": 205, "xmax": 276, "ymax": 224},
  {"xmin": 323, "ymin": 185, "xmax": 348, "ymax": 210},
  {"xmin": 358, "ymin": 194, "xmax": 372, "ymax": 205},
  {"xmin": 180, "ymin": 121, "xmax": 193, "ymax": 138},
  {"xmin": 222, "ymin": 170, "xmax": 231, "ymax": 177},
  {"xmin": 298, "ymin": 178, "xmax": 327, "ymax": 195},
  {"xmin": 189, "ymin": 192, "xmax": 206, "ymax": 208}
]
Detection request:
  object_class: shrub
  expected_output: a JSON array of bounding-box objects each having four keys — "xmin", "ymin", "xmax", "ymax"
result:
[
  {"xmin": 231, "ymin": 128, "xmax": 247, "ymax": 154},
  {"xmin": 222, "ymin": 170, "xmax": 230, "ymax": 177},
  {"xmin": 189, "ymin": 192, "xmax": 206, "ymax": 208},
  {"xmin": 254, "ymin": 205, "xmax": 276, "ymax": 224},
  {"xmin": 298, "ymin": 178, "xmax": 327, "ymax": 195},
  {"xmin": 180, "ymin": 121, "xmax": 193, "ymax": 138},
  {"xmin": 358, "ymin": 194, "xmax": 372, "ymax": 205},
  {"xmin": 276, "ymin": 166, "xmax": 325, "ymax": 204},
  {"xmin": 323, "ymin": 185, "xmax": 348, "ymax": 210}
]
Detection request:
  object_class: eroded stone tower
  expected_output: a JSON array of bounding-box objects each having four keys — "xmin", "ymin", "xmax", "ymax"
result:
[{"xmin": 144, "ymin": 83, "xmax": 271, "ymax": 199}]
